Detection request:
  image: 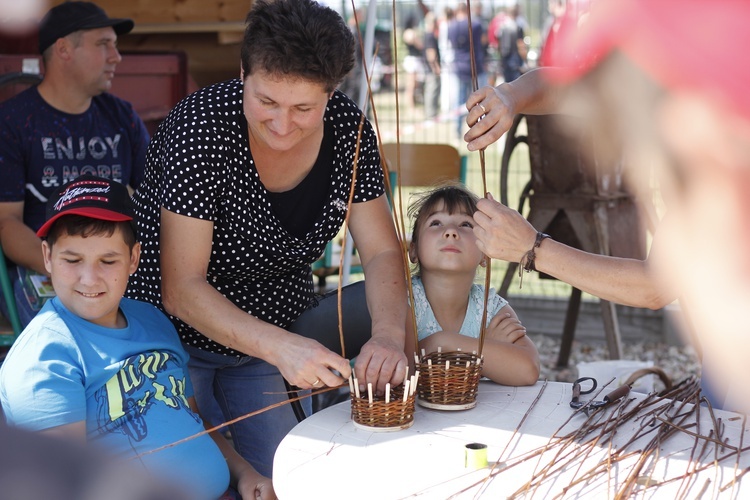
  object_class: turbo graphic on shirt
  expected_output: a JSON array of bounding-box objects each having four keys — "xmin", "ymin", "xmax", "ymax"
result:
[{"xmin": 95, "ymin": 351, "xmax": 196, "ymax": 441}]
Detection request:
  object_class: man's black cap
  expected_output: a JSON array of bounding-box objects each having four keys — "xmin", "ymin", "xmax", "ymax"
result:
[{"xmin": 38, "ymin": 2, "xmax": 134, "ymax": 54}]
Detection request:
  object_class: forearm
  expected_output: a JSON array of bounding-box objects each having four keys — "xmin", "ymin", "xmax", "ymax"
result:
[
  {"xmin": 495, "ymin": 67, "xmax": 568, "ymax": 117},
  {"xmin": 162, "ymin": 276, "xmax": 289, "ymax": 361},
  {"xmin": 163, "ymin": 274, "xmax": 351, "ymax": 388},
  {"xmin": 159, "ymin": 209, "xmax": 289, "ymax": 359},
  {"xmin": 362, "ymin": 248, "xmax": 408, "ymax": 345},
  {"xmin": 348, "ymin": 197, "xmax": 409, "ymax": 391},
  {"xmin": 474, "ymin": 199, "xmax": 674, "ymax": 308},
  {"xmin": 419, "ymin": 331, "xmax": 482, "ymax": 356},
  {"xmin": 420, "ymin": 332, "xmax": 539, "ymax": 386},
  {"xmin": 481, "ymin": 337, "xmax": 540, "ymax": 386},
  {"xmin": 0, "ymin": 217, "xmax": 46, "ymax": 274},
  {"xmin": 533, "ymin": 239, "xmax": 674, "ymax": 309}
]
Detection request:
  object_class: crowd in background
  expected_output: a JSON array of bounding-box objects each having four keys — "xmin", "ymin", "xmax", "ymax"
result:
[{"xmin": 340, "ymin": 1, "xmax": 568, "ymax": 136}]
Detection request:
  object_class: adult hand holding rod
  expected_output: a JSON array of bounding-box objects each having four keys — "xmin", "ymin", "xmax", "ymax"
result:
[{"xmin": 464, "ymin": 67, "xmax": 569, "ymax": 152}]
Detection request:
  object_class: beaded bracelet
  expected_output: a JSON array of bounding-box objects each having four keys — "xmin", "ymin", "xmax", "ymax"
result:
[{"xmin": 517, "ymin": 232, "xmax": 551, "ymax": 288}]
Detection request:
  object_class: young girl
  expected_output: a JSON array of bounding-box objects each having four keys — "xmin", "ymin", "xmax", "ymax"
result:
[{"xmin": 407, "ymin": 182, "xmax": 540, "ymax": 386}]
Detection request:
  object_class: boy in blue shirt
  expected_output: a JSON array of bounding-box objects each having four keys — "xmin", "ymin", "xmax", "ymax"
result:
[{"xmin": 0, "ymin": 175, "xmax": 274, "ymax": 500}]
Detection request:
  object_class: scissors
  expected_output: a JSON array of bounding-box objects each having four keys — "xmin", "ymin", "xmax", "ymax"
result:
[
  {"xmin": 570, "ymin": 377, "xmax": 631, "ymax": 415},
  {"xmin": 570, "ymin": 377, "xmax": 597, "ymax": 410}
]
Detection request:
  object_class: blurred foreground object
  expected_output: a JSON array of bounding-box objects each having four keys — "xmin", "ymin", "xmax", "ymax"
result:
[
  {"xmin": 0, "ymin": 423, "xmax": 188, "ymax": 500},
  {"xmin": 545, "ymin": 0, "xmax": 750, "ymax": 412}
]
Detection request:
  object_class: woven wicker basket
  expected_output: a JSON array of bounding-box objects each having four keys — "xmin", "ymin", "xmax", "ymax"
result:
[
  {"xmin": 417, "ymin": 350, "xmax": 483, "ymax": 410},
  {"xmin": 350, "ymin": 385, "xmax": 416, "ymax": 432}
]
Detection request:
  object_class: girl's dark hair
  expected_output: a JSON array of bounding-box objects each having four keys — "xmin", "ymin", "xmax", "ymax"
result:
[
  {"xmin": 408, "ymin": 181, "xmax": 480, "ymax": 248},
  {"xmin": 240, "ymin": 0, "xmax": 356, "ymax": 93},
  {"xmin": 45, "ymin": 215, "xmax": 137, "ymax": 250}
]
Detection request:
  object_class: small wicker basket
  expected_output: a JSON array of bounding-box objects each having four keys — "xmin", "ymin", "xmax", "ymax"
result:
[
  {"xmin": 350, "ymin": 384, "xmax": 416, "ymax": 432},
  {"xmin": 417, "ymin": 350, "xmax": 483, "ymax": 410}
]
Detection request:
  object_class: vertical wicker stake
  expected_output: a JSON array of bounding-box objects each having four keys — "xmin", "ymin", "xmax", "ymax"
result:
[
  {"xmin": 414, "ymin": 0, "xmax": 486, "ymax": 411},
  {"xmin": 350, "ymin": 377, "xmax": 417, "ymax": 431},
  {"xmin": 465, "ymin": 0, "xmax": 491, "ymax": 359},
  {"xmin": 417, "ymin": 350, "xmax": 483, "ymax": 410}
]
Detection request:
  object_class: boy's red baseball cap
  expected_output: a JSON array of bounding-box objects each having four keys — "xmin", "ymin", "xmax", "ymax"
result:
[
  {"xmin": 544, "ymin": 0, "xmax": 750, "ymax": 122},
  {"xmin": 36, "ymin": 175, "xmax": 135, "ymax": 238}
]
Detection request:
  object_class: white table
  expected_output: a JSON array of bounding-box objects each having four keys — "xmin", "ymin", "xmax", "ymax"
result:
[{"xmin": 273, "ymin": 380, "xmax": 750, "ymax": 499}]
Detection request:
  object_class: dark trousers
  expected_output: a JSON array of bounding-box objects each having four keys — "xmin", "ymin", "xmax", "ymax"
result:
[
  {"xmin": 290, "ymin": 280, "xmax": 372, "ymax": 357},
  {"xmin": 290, "ymin": 280, "xmax": 372, "ymax": 411}
]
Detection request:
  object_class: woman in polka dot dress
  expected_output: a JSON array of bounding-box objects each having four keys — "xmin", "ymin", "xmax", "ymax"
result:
[{"xmin": 126, "ymin": 0, "xmax": 408, "ymax": 477}]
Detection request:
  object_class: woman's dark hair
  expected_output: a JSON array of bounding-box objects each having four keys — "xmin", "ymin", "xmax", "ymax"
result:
[
  {"xmin": 240, "ymin": 0, "xmax": 356, "ymax": 92},
  {"xmin": 45, "ymin": 215, "xmax": 137, "ymax": 250},
  {"xmin": 408, "ymin": 181, "xmax": 480, "ymax": 249}
]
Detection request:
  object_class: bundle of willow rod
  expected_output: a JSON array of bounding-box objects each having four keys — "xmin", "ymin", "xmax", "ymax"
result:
[
  {"xmin": 450, "ymin": 376, "xmax": 742, "ymax": 499},
  {"xmin": 415, "ymin": 348, "xmax": 483, "ymax": 410},
  {"xmin": 349, "ymin": 368, "xmax": 418, "ymax": 431}
]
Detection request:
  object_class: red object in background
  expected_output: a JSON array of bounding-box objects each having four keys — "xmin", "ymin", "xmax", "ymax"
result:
[
  {"xmin": 487, "ymin": 12, "xmax": 506, "ymax": 49},
  {"xmin": 0, "ymin": 30, "xmax": 38, "ymax": 55},
  {"xmin": 0, "ymin": 52, "xmax": 195, "ymax": 135},
  {"xmin": 544, "ymin": 0, "xmax": 750, "ymax": 123}
]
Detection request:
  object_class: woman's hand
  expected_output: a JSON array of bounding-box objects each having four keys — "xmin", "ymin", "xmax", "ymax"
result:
[
  {"xmin": 354, "ymin": 335, "xmax": 408, "ymax": 395},
  {"xmin": 464, "ymin": 84, "xmax": 519, "ymax": 152},
  {"xmin": 472, "ymin": 194, "xmax": 537, "ymax": 263},
  {"xmin": 463, "ymin": 68, "xmax": 567, "ymax": 152},
  {"xmin": 269, "ymin": 331, "xmax": 352, "ymax": 389}
]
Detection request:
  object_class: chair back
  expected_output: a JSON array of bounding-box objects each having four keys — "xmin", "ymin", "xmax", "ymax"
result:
[
  {"xmin": 381, "ymin": 143, "xmax": 467, "ymax": 195},
  {"xmin": 311, "ymin": 143, "xmax": 467, "ymax": 290}
]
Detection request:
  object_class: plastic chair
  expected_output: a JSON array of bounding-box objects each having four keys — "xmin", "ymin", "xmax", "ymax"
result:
[
  {"xmin": 0, "ymin": 244, "xmax": 22, "ymax": 345},
  {"xmin": 382, "ymin": 142, "xmax": 468, "ymax": 199}
]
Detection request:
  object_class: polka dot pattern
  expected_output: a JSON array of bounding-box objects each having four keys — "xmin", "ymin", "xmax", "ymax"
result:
[{"xmin": 126, "ymin": 80, "xmax": 384, "ymax": 357}]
